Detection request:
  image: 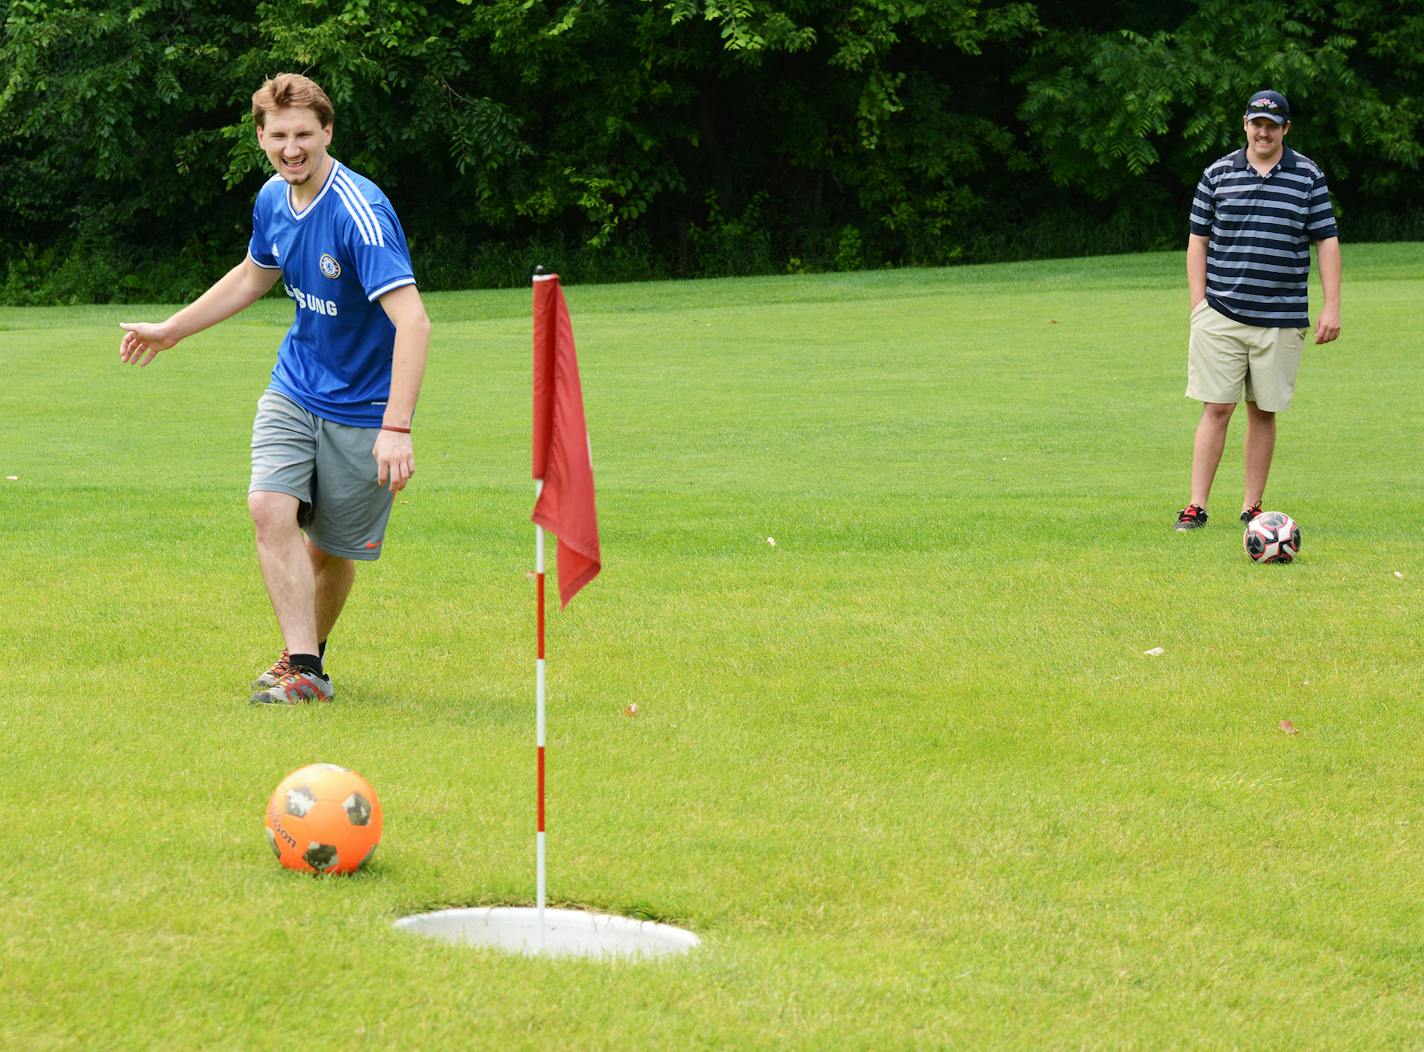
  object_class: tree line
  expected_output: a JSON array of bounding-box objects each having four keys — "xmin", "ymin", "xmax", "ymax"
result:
[{"xmin": 1, "ymin": 0, "xmax": 1420, "ymax": 302}]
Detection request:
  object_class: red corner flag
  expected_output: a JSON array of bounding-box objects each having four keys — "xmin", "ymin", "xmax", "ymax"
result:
[{"xmin": 532, "ymin": 272, "xmax": 600, "ymax": 606}]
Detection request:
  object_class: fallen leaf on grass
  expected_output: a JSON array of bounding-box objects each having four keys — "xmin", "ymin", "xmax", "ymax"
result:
[
  {"xmin": 1279, "ymin": 719, "xmax": 1299, "ymax": 735},
  {"xmin": 624, "ymin": 703, "xmax": 639, "ymax": 717},
  {"xmin": 1395, "ymin": 571, "xmax": 1405, "ymax": 580},
  {"xmin": 4, "ymin": 475, "xmax": 16, "ymax": 481},
  {"xmin": 1143, "ymin": 646, "xmax": 1164, "ymax": 657}
]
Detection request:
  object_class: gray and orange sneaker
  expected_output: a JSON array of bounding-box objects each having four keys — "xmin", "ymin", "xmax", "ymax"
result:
[
  {"xmin": 250, "ymin": 668, "xmax": 334, "ymax": 705},
  {"xmin": 1174, "ymin": 503, "xmax": 1208, "ymax": 530},
  {"xmin": 1240, "ymin": 501, "xmax": 1262, "ymax": 527},
  {"xmin": 252, "ymin": 650, "xmax": 292, "ymax": 691}
]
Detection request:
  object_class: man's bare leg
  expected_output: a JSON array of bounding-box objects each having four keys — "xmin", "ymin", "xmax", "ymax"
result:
[
  {"xmin": 309, "ymin": 539, "xmax": 356, "ymax": 643},
  {"xmin": 249, "ymin": 491, "xmax": 320, "ymax": 656},
  {"xmin": 1189, "ymin": 401, "xmax": 1237, "ymax": 509},
  {"xmin": 1242, "ymin": 401, "xmax": 1276, "ymax": 514}
]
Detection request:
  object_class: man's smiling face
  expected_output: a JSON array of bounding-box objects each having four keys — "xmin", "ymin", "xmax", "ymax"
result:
[
  {"xmin": 257, "ymin": 106, "xmax": 333, "ymax": 187},
  {"xmin": 1243, "ymin": 115, "xmax": 1288, "ymax": 163}
]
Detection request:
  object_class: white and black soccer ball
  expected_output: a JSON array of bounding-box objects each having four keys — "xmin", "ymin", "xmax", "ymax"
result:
[{"xmin": 1244, "ymin": 511, "xmax": 1301, "ymax": 563}]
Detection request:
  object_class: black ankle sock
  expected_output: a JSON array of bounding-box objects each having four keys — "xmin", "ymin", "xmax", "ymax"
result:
[
  {"xmin": 319, "ymin": 639, "xmax": 327, "ymax": 659},
  {"xmin": 290, "ymin": 653, "xmax": 323, "ymax": 677}
]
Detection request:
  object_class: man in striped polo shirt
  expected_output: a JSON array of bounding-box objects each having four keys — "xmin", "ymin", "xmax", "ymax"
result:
[
  {"xmin": 117, "ymin": 74, "xmax": 432, "ymax": 703},
  {"xmin": 1175, "ymin": 89, "xmax": 1341, "ymax": 530}
]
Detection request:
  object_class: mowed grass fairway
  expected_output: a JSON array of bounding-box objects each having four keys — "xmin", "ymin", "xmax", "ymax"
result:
[{"xmin": 2, "ymin": 245, "xmax": 1422, "ymax": 1049}]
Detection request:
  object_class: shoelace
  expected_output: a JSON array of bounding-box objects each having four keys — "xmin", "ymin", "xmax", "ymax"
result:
[
  {"xmin": 1179, "ymin": 504, "xmax": 1204, "ymax": 521},
  {"xmin": 1242, "ymin": 502, "xmax": 1261, "ymax": 519},
  {"xmin": 266, "ymin": 651, "xmax": 292, "ymax": 679}
]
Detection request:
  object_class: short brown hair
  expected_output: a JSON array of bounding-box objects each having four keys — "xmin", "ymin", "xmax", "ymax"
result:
[{"xmin": 251, "ymin": 73, "xmax": 334, "ymax": 129}]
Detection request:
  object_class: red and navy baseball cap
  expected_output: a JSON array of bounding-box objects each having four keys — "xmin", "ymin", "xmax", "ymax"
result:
[{"xmin": 1243, "ymin": 90, "xmax": 1290, "ymax": 124}]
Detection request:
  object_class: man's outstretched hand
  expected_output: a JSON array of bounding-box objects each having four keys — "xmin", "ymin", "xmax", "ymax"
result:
[{"xmin": 119, "ymin": 322, "xmax": 178, "ymax": 366}]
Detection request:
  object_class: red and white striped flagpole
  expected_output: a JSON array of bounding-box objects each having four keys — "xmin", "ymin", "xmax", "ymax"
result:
[
  {"xmin": 532, "ymin": 265, "xmax": 553, "ymax": 954},
  {"xmin": 535, "ymin": 480, "xmax": 547, "ymax": 951},
  {"xmin": 530, "ymin": 263, "xmax": 599, "ymax": 953}
]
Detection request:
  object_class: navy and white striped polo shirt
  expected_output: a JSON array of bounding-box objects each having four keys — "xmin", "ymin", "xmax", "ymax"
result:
[{"xmin": 1189, "ymin": 144, "xmax": 1338, "ymax": 329}]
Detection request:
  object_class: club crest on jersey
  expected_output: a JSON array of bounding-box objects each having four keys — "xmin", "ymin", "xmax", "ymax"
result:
[{"xmin": 319, "ymin": 253, "xmax": 341, "ymax": 279}]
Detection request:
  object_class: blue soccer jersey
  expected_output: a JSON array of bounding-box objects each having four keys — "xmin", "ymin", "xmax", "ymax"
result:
[{"xmin": 248, "ymin": 160, "xmax": 417, "ymax": 427}]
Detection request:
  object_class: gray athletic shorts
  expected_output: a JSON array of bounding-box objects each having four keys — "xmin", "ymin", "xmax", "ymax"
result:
[{"xmin": 250, "ymin": 389, "xmax": 394, "ymax": 561}]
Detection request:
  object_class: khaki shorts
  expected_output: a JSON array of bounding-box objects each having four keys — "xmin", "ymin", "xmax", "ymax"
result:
[
  {"xmin": 1186, "ymin": 300, "xmax": 1307, "ymax": 412},
  {"xmin": 250, "ymin": 389, "xmax": 395, "ymax": 561}
]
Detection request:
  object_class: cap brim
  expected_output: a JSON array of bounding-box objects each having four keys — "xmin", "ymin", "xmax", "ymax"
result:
[{"xmin": 1244, "ymin": 111, "xmax": 1288, "ymax": 124}]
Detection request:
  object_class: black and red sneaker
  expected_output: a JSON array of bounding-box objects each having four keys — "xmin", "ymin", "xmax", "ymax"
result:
[
  {"xmin": 1174, "ymin": 503, "xmax": 1208, "ymax": 530},
  {"xmin": 1240, "ymin": 501, "xmax": 1262, "ymax": 526},
  {"xmin": 250, "ymin": 668, "xmax": 334, "ymax": 705}
]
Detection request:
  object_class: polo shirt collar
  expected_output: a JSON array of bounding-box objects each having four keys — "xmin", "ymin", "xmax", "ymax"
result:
[{"xmin": 1233, "ymin": 143, "xmax": 1298, "ymax": 173}]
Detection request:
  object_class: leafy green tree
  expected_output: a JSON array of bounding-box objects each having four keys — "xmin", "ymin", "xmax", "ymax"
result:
[
  {"xmin": 2, "ymin": 0, "xmax": 1420, "ymax": 302},
  {"xmin": 1018, "ymin": 0, "xmax": 1424, "ymax": 206},
  {"xmin": 1, "ymin": 0, "xmax": 258, "ymax": 268}
]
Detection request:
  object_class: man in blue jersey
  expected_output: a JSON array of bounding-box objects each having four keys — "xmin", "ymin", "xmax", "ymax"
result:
[
  {"xmin": 1174, "ymin": 89, "xmax": 1341, "ymax": 531},
  {"xmin": 118, "ymin": 73, "xmax": 431, "ymax": 703}
]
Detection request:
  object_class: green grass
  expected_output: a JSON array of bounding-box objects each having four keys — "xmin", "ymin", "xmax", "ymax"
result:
[{"xmin": 2, "ymin": 245, "xmax": 1423, "ymax": 1049}]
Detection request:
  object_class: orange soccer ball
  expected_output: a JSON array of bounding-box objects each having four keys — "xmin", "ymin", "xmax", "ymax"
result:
[{"xmin": 264, "ymin": 763, "xmax": 383, "ymax": 874}]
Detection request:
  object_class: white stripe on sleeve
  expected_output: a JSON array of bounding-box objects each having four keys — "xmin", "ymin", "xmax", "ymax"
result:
[
  {"xmin": 367, "ymin": 277, "xmax": 416, "ymax": 302},
  {"xmin": 331, "ymin": 180, "xmax": 376, "ymax": 246},
  {"xmin": 335, "ymin": 173, "xmax": 385, "ymax": 247}
]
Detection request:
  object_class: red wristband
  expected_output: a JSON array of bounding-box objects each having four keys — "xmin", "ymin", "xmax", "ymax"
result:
[{"xmin": 381, "ymin": 425, "xmax": 411, "ymax": 434}]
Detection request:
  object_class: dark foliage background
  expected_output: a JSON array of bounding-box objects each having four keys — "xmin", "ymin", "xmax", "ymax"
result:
[{"xmin": 2, "ymin": 0, "xmax": 1420, "ymax": 302}]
